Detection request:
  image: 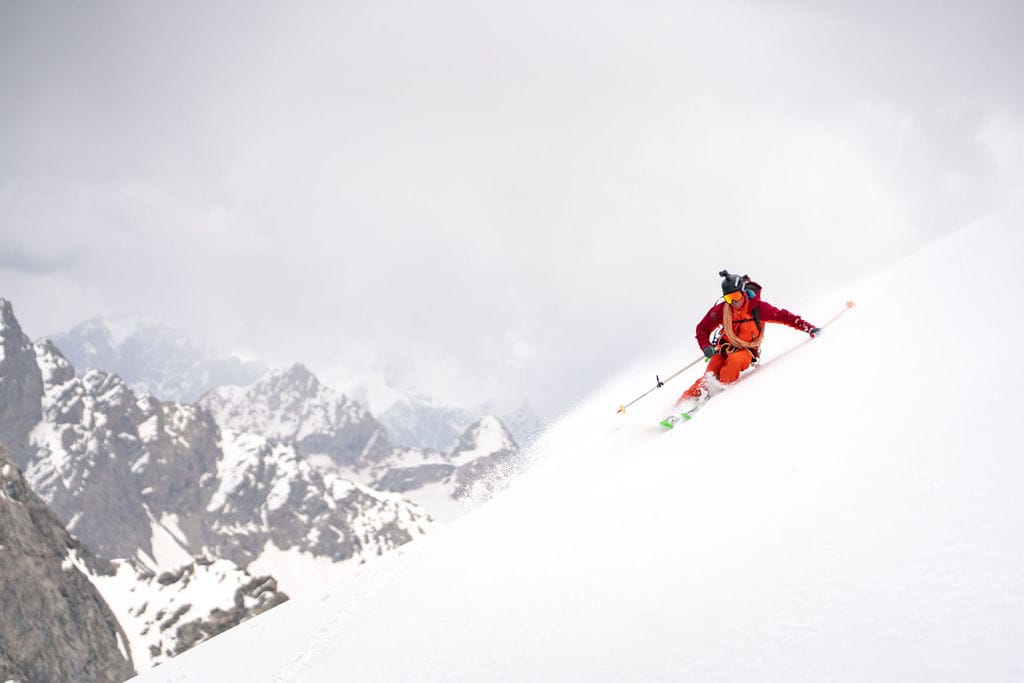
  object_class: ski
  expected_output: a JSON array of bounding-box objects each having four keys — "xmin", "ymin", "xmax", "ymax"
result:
[
  {"xmin": 659, "ymin": 412, "xmax": 691, "ymax": 429},
  {"xmin": 659, "ymin": 397, "xmax": 709, "ymax": 429}
]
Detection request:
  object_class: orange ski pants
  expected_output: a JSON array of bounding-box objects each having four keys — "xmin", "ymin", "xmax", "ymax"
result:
[{"xmin": 679, "ymin": 349, "xmax": 754, "ymax": 400}]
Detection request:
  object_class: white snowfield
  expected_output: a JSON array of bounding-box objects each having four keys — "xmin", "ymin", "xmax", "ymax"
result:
[{"xmin": 135, "ymin": 199, "xmax": 1024, "ymax": 682}]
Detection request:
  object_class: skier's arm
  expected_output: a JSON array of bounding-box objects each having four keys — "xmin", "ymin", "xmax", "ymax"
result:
[
  {"xmin": 694, "ymin": 305, "xmax": 723, "ymax": 350},
  {"xmin": 758, "ymin": 301, "xmax": 816, "ymax": 334}
]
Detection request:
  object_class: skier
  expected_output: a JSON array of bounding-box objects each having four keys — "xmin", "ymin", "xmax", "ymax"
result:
[{"xmin": 676, "ymin": 270, "xmax": 820, "ymax": 409}]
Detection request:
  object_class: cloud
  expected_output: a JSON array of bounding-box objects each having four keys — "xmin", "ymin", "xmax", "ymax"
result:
[
  {"xmin": 979, "ymin": 113, "xmax": 1024, "ymax": 183},
  {"xmin": 1, "ymin": 0, "xmax": 1022, "ymax": 418},
  {"xmin": 0, "ymin": 246, "xmax": 70, "ymax": 275}
]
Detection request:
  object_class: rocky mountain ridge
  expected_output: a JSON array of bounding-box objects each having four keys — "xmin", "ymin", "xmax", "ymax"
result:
[
  {"xmin": 52, "ymin": 314, "xmax": 545, "ymax": 450},
  {"xmin": 375, "ymin": 390, "xmax": 542, "ymax": 453},
  {"xmin": 0, "ymin": 298, "xmax": 433, "ymax": 672},
  {"xmin": 377, "ymin": 392, "xmax": 477, "ymax": 452},
  {"xmin": 0, "ymin": 444, "xmax": 135, "ymax": 682},
  {"xmin": 201, "ymin": 369, "xmax": 523, "ymax": 523},
  {"xmin": 367, "ymin": 416, "xmax": 521, "ymax": 521},
  {"xmin": 0, "ymin": 297, "xmax": 524, "ymax": 674},
  {"xmin": 0, "ymin": 298, "xmax": 43, "ymax": 461},
  {"xmin": 4, "ymin": 316, "xmax": 434, "ymax": 574},
  {"xmin": 199, "ymin": 363, "xmax": 392, "ymax": 469},
  {"xmin": 73, "ymin": 552, "xmax": 288, "ymax": 671}
]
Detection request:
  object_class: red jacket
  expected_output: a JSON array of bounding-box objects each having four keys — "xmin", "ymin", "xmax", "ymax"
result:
[{"xmin": 695, "ymin": 297, "xmax": 815, "ymax": 351}]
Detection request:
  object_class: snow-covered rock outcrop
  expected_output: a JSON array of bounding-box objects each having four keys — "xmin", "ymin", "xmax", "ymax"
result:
[
  {"xmin": 74, "ymin": 554, "xmax": 287, "ymax": 671},
  {"xmin": 0, "ymin": 301, "xmax": 435, "ymax": 669},
  {"xmin": 200, "ymin": 363, "xmax": 392, "ymax": 469},
  {"xmin": 201, "ymin": 365, "xmax": 522, "ymax": 522},
  {"xmin": 369, "ymin": 416, "xmax": 520, "ymax": 520}
]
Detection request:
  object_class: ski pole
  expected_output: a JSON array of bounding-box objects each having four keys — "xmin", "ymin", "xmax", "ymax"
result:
[
  {"xmin": 819, "ymin": 300, "xmax": 856, "ymax": 331},
  {"xmin": 617, "ymin": 355, "xmax": 705, "ymax": 414}
]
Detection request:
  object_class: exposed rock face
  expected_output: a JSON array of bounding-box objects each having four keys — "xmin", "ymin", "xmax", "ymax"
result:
[
  {"xmin": 0, "ymin": 445, "xmax": 135, "ymax": 683},
  {"xmin": 377, "ymin": 394, "xmax": 543, "ymax": 453},
  {"xmin": 132, "ymin": 397, "xmax": 223, "ymax": 533},
  {"xmin": 0, "ymin": 299, "xmax": 522, "ymax": 674},
  {"xmin": 171, "ymin": 573, "xmax": 286, "ymax": 655},
  {"xmin": 200, "ymin": 363, "xmax": 393, "ymax": 468},
  {"xmin": 379, "ymin": 393, "xmax": 476, "ymax": 453},
  {"xmin": 449, "ymin": 416, "xmax": 521, "ymax": 498},
  {"xmin": 200, "ymin": 363, "xmax": 523, "ymax": 522},
  {"xmin": 368, "ymin": 416, "xmax": 522, "ymax": 521},
  {"xmin": 26, "ymin": 339, "xmax": 220, "ymax": 561},
  {"xmin": 206, "ymin": 431, "xmax": 431, "ymax": 567},
  {"xmin": 372, "ymin": 460, "xmax": 456, "ymax": 494},
  {"xmin": 13, "ymin": 334, "xmax": 430, "ymax": 574},
  {"xmin": 0, "ymin": 300, "xmax": 443, "ymax": 677},
  {"xmin": 0, "ymin": 298, "xmax": 44, "ymax": 459}
]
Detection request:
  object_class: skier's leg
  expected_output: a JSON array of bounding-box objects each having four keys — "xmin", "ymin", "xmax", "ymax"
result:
[
  {"xmin": 717, "ymin": 349, "xmax": 753, "ymax": 384},
  {"xmin": 677, "ymin": 376, "xmax": 706, "ymax": 403},
  {"xmin": 677, "ymin": 356, "xmax": 724, "ymax": 404}
]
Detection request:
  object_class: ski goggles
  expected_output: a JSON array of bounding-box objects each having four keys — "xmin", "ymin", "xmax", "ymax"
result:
[{"xmin": 723, "ymin": 291, "xmax": 744, "ymax": 304}]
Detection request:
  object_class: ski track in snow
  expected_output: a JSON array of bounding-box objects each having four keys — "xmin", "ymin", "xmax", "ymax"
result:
[{"xmin": 270, "ymin": 537, "xmax": 437, "ymax": 683}]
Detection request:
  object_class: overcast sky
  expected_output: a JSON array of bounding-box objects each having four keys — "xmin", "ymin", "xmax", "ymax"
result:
[{"xmin": 1, "ymin": 0, "xmax": 1021, "ymax": 419}]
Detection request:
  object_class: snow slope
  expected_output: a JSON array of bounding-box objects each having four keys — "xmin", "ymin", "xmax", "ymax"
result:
[{"xmin": 136, "ymin": 198, "xmax": 1024, "ymax": 682}]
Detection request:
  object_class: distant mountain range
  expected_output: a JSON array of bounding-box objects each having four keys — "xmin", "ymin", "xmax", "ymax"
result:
[
  {"xmin": 198, "ymin": 364, "xmax": 522, "ymax": 523},
  {"xmin": 51, "ymin": 315, "xmax": 545, "ymax": 449},
  {"xmin": 0, "ymin": 298, "xmax": 524, "ymax": 675},
  {"xmin": 49, "ymin": 316, "xmax": 269, "ymax": 403},
  {"xmin": 378, "ymin": 394, "xmax": 543, "ymax": 453}
]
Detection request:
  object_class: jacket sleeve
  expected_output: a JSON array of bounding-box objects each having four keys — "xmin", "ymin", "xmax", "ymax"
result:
[
  {"xmin": 694, "ymin": 304, "xmax": 723, "ymax": 350},
  {"xmin": 758, "ymin": 301, "xmax": 816, "ymax": 333}
]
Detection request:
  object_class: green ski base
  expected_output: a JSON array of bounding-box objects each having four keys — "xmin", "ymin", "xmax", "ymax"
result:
[{"xmin": 659, "ymin": 412, "xmax": 695, "ymax": 429}]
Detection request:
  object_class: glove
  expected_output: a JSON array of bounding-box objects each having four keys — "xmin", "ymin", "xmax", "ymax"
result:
[
  {"xmin": 808, "ymin": 327, "xmax": 822, "ymax": 338},
  {"xmin": 703, "ymin": 345, "xmax": 716, "ymax": 358}
]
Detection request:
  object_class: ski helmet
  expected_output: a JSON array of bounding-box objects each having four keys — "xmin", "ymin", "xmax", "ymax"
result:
[{"xmin": 719, "ymin": 270, "xmax": 746, "ymax": 295}]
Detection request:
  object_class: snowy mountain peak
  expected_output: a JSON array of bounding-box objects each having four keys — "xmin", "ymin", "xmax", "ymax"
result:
[
  {"xmin": 0, "ymin": 297, "xmax": 31, "ymax": 359},
  {"xmin": 48, "ymin": 315, "xmax": 269, "ymax": 403},
  {"xmin": 375, "ymin": 390, "xmax": 543, "ymax": 453},
  {"xmin": 497, "ymin": 400, "xmax": 543, "ymax": 446},
  {"xmin": 378, "ymin": 392, "xmax": 476, "ymax": 452},
  {"xmin": 2, "ymin": 300, "xmax": 446, "ymax": 675},
  {"xmin": 206, "ymin": 428, "xmax": 433, "ymax": 582},
  {"xmin": 265, "ymin": 362, "xmax": 323, "ymax": 395},
  {"xmin": 0, "ymin": 296, "xmax": 17, "ymax": 329},
  {"xmin": 199, "ymin": 366, "xmax": 392, "ymax": 468},
  {"xmin": 450, "ymin": 416, "xmax": 516, "ymax": 465},
  {"xmin": 0, "ymin": 300, "xmax": 45, "ymax": 457},
  {"xmin": 33, "ymin": 338, "xmax": 76, "ymax": 386}
]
